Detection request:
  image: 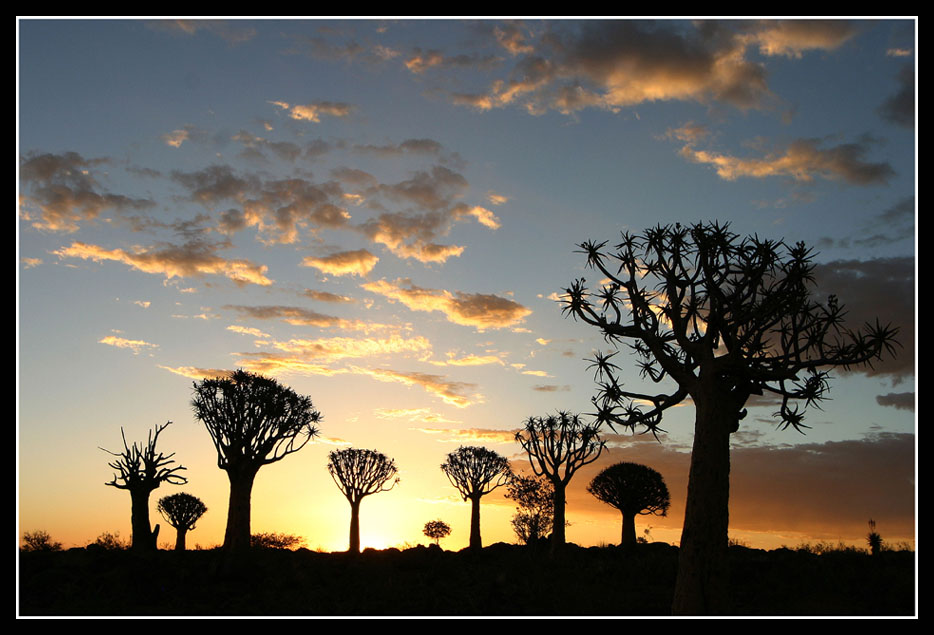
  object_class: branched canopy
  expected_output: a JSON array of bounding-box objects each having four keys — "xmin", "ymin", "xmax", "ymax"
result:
[
  {"xmin": 588, "ymin": 462, "xmax": 670, "ymax": 518},
  {"xmin": 192, "ymin": 369, "xmax": 321, "ymax": 471},
  {"xmin": 505, "ymin": 473, "xmax": 556, "ymax": 544},
  {"xmin": 440, "ymin": 446, "xmax": 512, "ymax": 501},
  {"xmin": 515, "ymin": 412, "xmax": 605, "ymax": 486},
  {"xmin": 327, "ymin": 448, "xmax": 400, "ymax": 505},
  {"xmin": 101, "ymin": 421, "xmax": 187, "ymax": 493},
  {"xmin": 423, "ymin": 519, "xmax": 452, "ymax": 544},
  {"xmin": 157, "ymin": 492, "xmax": 208, "ymax": 531},
  {"xmin": 562, "ymin": 221, "xmax": 900, "ymax": 434}
]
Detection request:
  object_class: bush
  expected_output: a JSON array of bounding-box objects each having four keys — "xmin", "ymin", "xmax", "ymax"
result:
[
  {"xmin": 21, "ymin": 530, "xmax": 63, "ymax": 552},
  {"xmin": 251, "ymin": 532, "xmax": 307, "ymax": 550},
  {"xmin": 90, "ymin": 531, "xmax": 129, "ymax": 551}
]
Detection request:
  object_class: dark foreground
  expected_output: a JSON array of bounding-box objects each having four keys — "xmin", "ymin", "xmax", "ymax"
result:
[{"xmin": 18, "ymin": 542, "xmax": 915, "ymax": 616}]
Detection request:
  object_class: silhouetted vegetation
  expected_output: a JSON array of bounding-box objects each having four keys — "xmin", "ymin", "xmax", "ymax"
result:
[
  {"xmin": 21, "ymin": 530, "xmax": 62, "ymax": 552},
  {"xmin": 504, "ymin": 473, "xmax": 555, "ymax": 545},
  {"xmin": 100, "ymin": 421, "xmax": 187, "ymax": 552},
  {"xmin": 867, "ymin": 519, "xmax": 883, "ymax": 556},
  {"xmin": 562, "ymin": 221, "xmax": 900, "ymax": 614},
  {"xmin": 515, "ymin": 412, "xmax": 605, "ymax": 552},
  {"xmin": 587, "ymin": 462, "xmax": 670, "ymax": 547},
  {"xmin": 157, "ymin": 492, "xmax": 208, "ymax": 551},
  {"xmin": 89, "ymin": 531, "xmax": 129, "ymax": 551},
  {"xmin": 440, "ymin": 446, "xmax": 512, "ymax": 551},
  {"xmin": 18, "ymin": 542, "xmax": 915, "ymax": 616},
  {"xmin": 251, "ymin": 532, "xmax": 307, "ymax": 550},
  {"xmin": 423, "ymin": 520, "xmax": 452, "ymax": 546},
  {"xmin": 191, "ymin": 370, "xmax": 321, "ymax": 554},
  {"xmin": 327, "ymin": 448, "xmax": 400, "ymax": 553}
]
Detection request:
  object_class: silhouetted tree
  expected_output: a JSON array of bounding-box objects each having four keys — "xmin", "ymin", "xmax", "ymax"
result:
[
  {"xmin": 327, "ymin": 447, "xmax": 400, "ymax": 553},
  {"xmin": 563, "ymin": 221, "xmax": 899, "ymax": 613},
  {"xmin": 867, "ymin": 519, "xmax": 883, "ymax": 556},
  {"xmin": 515, "ymin": 412, "xmax": 605, "ymax": 551},
  {"xmin": 251, "ymin": 532, "xmax": 307, "ymax": 550},
  {"xmin": 21, "ymin": 530, "xmax": 63, "ymax": 552},
  {"xmin": 440, "ymin": 446, "xmax": 512, "ymax": 551},
  {"xmin": 505, "ymin": 473, "xmax": 555, "ymax": 545},
  {"xmin": 101, "ymin": 421, "xmax": 187, "ymax": 551},
  {"xmin": 587, "ymin": 462, "xmax": 670, "ymax": 547},
  {"xmin": 157, "ymin": 492, "xmax": 208, "ymax": 551},
  {"xmin": 423, "ymin": 519, "xmax": 452, "ymax": 546},
  {"xmin": 191, "ymin": 369, "xmax": 321, "ymax": 553}
]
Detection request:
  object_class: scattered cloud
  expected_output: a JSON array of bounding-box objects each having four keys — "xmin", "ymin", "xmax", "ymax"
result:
[
  {"xmin": 349, "ymin": 366, "xmax": 478, "ymax": 408},
  {"xmin": 414, "ymin": 427, "xmax": 520, "ymax": 444},
  {"xmin": 302, "ymin": 289, "xmax": 356, "ymax": 303},
  {"xmin": 373, "ymin": 407, "xmax": 460, "ymax": 424},
  {"xmin": 875, "ymin": 392, "xmax": 914, "ymax": 411},
  {"xmin": 268, "ymin": 334, "xmax": 432, "ymax": 364},
  {"xmin": 301, "ymin": 249, "xmax": 379, "ymax": 277},
  {"xmin": 226, "ymin": 325, "xmax": 271, "ymax": 338},
  {"xmin": 878, "ymin": 64, "xmax": 915, "ymax": 129},
  {"xmin": 99, "ymin": 334, "xmax": 159, "ymax": 355},
  {"xmin": 363, "ymin": 278, "xmax": 532, "ymax": 331},
  {"xmin": 159, "ymin": 365, "xmax": 235, "ymax": 380},
  {"xmin": 741, "ymin": 19, "xmax": 858, "ymax": 58},
  {"xmin": 146, "ymin": 19, "xmax": 257, "ymax": 45},
  {"xmin": 270, "ymin": 99, "xmax": 354, "ymax": 122},
  {"xmin": 162, "ymin": 128, "xmax": 190, "ymax": 148},
  {"xmin": 223, "ymin": 304, "xmax": 394, "ymax": 333}
]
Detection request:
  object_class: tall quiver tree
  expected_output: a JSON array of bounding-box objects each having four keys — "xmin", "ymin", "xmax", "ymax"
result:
[
  {"xmin": 587, "ymin": 462, "xmax": 670, "ymax": 547},
  {"xmin": 515, "ymin": 412, "xmax": 605, "ymax": 552},
  {"xmin": 327, "ymin": 448, "xmax": 399, "ymax": 553},
  {"xmin": 101, "ymin": 421, "xmax": 187, "ymax": 551},
  {"xmin": 440, "ymin": 446, "xmax": 511, "ymax": 551},
  {"xmin": 157, "ymin": 492, "xmax": 208, "ymax": 551},
  {"xmin": 563, "ymin": 221, "xmax": 899, "ymax": 614},
  {"xmin": 191, "ymin": 370, "xmax": 321, "ymax": 553}
]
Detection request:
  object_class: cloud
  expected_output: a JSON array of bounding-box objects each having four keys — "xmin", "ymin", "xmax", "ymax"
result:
[
  {"xmin": 878, "ymin": 64, "xmax": 915, "ymax": 129},
  {"xmin": 302, "ymin": 289, "xmax": 356, "ymax": 303},
  {"xmin": 226, "ymin": 325, "xmax": 271, "ymax": 338},
  {"xmin": 349, "ymin": 366, "xmax": 478, "ymax": 408},
  {"xmin": 159, "ymin": 365, "xmax": 235, "ymax": 380},
  {"xmin": 268, "ymin": 334, "xmax": 432, "ymax": 364},
  {"xmin": 677, "ymin": 136, "xmax": 894, "ymax": 185},
  {"xmin": 414, "ymin": 427, "xmax": 520, "ymax": 444},
  {"xmin": 741, "ymin": 19, "xmax": 858, "ymax": 58},
  {"xmin": 429, "ymin": 354, "xmax": 505, "ymax": 367},
  {"xmin": 230, "ymin": 353, "xmax": 351, "ymax": 378},
  {"xmin": 301, "ymin": 249, "xmax": 379, "ymax": 277},
  {"xmin": 162, "ymin": 129, "xmax": 190, "ymax": 148},
  {"xmin": 146, "ymin": 19, "xmax": 256, "ymax": 45},
  {"xmin": 531, "ymin": 384, "xmax": 571, "ymax": 392},
  {"xmin": 19, "ymin": 151, "xmax": 155, "ymax": 233},
  {"xmin": 270, "ymin": 99, "xmax": 354, "ymax": 122},
  {"xmin": 373, "ymin": 407, "xmax": 460, "ymax": 424},
  {"xmin": 875, "ymin": 392, "xmax": 914, "ymax": 411},
  {"xmin": 223, "ymin": 304, "xmax": 394, "ymax": 334},
  {"xmin": 54, "ymin": 240, "xmax": 273, "ymax": 286},
  {"xmin": 363, "ymin": 278, "xmax": 532, "ymax": 331},
  {"xmin": 99, "ymin": 334, "xmax": 159, "ymax": 355}
]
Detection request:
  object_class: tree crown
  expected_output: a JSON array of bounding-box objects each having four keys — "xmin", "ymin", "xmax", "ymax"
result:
[
  {"xmin": 562, "ymin": 221, "xmax": 899, "ymax": 434},
  {"xmin": 440, "ymin": 446, "xmax": 512, "ymax": 500},
  {"xmin": 423, "ymin": 519, "xmax": 452, "ymax": 543},
  {"xmin": 587, "ymin": 462, "xmax": 670, "ymax": 517},
  {"xmin": 327, "ymin": 447, "xmax": 400, "ymax": 504},
  {"xmin": 515, "ymin": 412, "xmax": 605, "ymax": 486},
  {"xmin": 157, "ymin": 492, "xmax": 208, "ymax": 531},
  {"xmin": 100, "ymin": 421, "xmax": 187, "ymax": 492},
  {"xmin": 191, "ymin": 369, "xmax": 321, "ymax": 470}
]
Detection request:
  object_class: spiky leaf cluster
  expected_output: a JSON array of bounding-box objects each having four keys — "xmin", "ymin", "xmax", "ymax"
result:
[
  {"xmin": 515, "ymin": 411, "xmax": 605, "ymax": 486},
  {"xmin": 440, "ymin": 446, "xmax": 512, "ymax": 501},
  {"xmin": 327, "ymin": 448, "xmax": 400, "ymax": 504}
]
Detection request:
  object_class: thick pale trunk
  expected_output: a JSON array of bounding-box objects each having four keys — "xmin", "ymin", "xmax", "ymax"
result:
[
  {"xmin": 468, "ymin": 495, "xmax": 482, "ymax": 550},
  {"xmin": 551, "ymin": 482, "xmax": 567, "ymax": 552},
  {"xmin": 224, "ymin": 467, "xmax": 258, "ymax": 553},
  {"xmin": 129, "ymin": 488, "xmax": 155, "ymax": 551},
  {"xmin": 348, "ymin": 499, "xmax": 362, "ymax": 553},
  {"xmin": 621, "ymin": 511, "xmax": 637, "ymax": 547},
  {"xmin": 672, "ymin": 394, "xmax": 735, "ymax": 615}
]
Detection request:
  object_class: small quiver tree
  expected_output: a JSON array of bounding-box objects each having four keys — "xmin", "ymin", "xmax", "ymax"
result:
[
  {"xmin": 440, "ymin": 446, "xmax": 512, "ymax": 551},
  {"xmin": 327, "ymin": 448, "xmax": 400, "ymax": 553},
  {"xmin": 423, "ymin": 519, "xmax": 452, "ymax": 547},
  {"xmin": 157, "ymin": 492, "xmax": 208, "ymax": 551},
  {"xmin": 587, "ymin": 462, "xmax": 670, "ymax": 547},
  {"xmin": 101, "ymin": 421, "xmax": 187, "ymax": 552},
  {"xmin": 515, "ymin": 412, "xmax": 605, "ymax": 551},
  {"xmin": 867, "ymin": 519, "xmax": 883, "ymax": 556},
  {"xmin": 191, "ymin": 369, "xmax": 321, "ymax": 554}
]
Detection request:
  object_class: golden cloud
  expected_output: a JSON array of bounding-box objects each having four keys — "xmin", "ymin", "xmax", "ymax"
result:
[
  {"xmin": 301, "ymin": 249, "xmax": 379, "ymax": 277},
  {"xmin": 223, "ymin": 304, "xmax": 394, "ymax": 333},
  {"xmin": 349, "ymin": 366, "xmax": 478, "ymax": 408},
  {"xmin": 270, "ymin": 334, "xmax": 432, "ymax": 363},
  {"xmin": 270, "ymin": 99, "xmax": 353, "ymax": 122},
  {"xmin": 363, "ymin": 278, "xmax": 532, "ymax": 331},
  {"xmin": 99, "ymin": 335, "xmax": 159, "ymax": 355}
]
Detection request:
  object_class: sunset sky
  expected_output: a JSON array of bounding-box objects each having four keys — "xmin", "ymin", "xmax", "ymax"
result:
[{"xmin": 18, "ymin": 18, "xmax": 915, "ymax": 553}]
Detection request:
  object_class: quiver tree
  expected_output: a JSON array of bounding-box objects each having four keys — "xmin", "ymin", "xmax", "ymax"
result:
[
  {"xmin": 157, "ymin": 492, "xmax": 208, "ymax": 551},
  {"xmin": 515, "ymin": 412, "xmax": 605, "ymax": 551},
  {"xmin": 505, "ymin": 473, "xmax": 556, "ymax": 545},
  {"xmin": 101, "ymin": 421, "xmax": 187, "ymax": 551},
  {"xmin": 423, "ymin": 519, "xmax": 452, "ymax": 547},
  {"xmin": 327, "ymin": 448, "xmax": 400, "ymax": 553},
  {"xmin": 562, "ymin": 221, "xmax": 899, "ymax": 613},
  {"xmin": 587, "ymin": 462, "xmax": 670, "ymax": 547},
  {"xmin": 440, "ymin": 446, "xmax": 512, "ymax": 551},
  {"xmin": 191, "ymin": 369, "xmax": 321, "ymax": 553}
]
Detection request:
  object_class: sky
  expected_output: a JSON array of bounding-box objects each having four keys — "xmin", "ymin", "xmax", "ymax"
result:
[{"xmin": 17, "ymin": 18, "xmax": 916, "ymax": 553}]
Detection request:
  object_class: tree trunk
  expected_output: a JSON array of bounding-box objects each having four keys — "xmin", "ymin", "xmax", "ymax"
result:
[
  {"xmin": 129, "ymin": 488, "xmax": 155, "ymax": 551},
  {"xmin": 468, "ymin": 495, "xmax": 482, "ymax": 550},
  {"xmin": 348, "ymin": 499, "xmax": 362, "ymax": 553},
  {"xmin": 671, "ymin": 392, "xmax": 735, "ymax": 615},
  {"xmin": 175, "ymin": 527, "xmax": 188, "ymax": 551},
  {"xmin": 223, "ymin": 466, "xmax": 258, "ymax": 553},
  {"xmin": 551, "ymin": 481, "xmax": 567, "ymax": 552},
  {"xmin": 621, "ymin": 511, "xmax": 637, "ymax": 547}
]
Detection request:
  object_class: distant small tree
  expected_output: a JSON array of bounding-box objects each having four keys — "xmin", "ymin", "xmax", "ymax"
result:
[
  {"xmin": 587, "ymin": 462, "xmax": 671, "ymax": 547},
  {"xmin": 505, "ymin": 473, "xmax": 555, "ymax": 545},
  {"xmin": 157, "ymin": 492, "xmax": 208, "ymax": 551},
  {"xmin": 515, "ymin": 412, "xmax": 605, "ymax": 551},
  {"xmin": 101, "ymin": 421, "xmax": 187, "ymax": 551},
  {"xmin": 192, "ymin": 369, "xmax": 321, "ymax": 553},
  {"xmin": 440, "ymin": 446, "xmax": 512, "ymax": 551},
  {"xmin": 423, "ymin": 519, "xmax": 452, "ymax": 546},
  {"xmin": 21, "ymin": 530, "xmax": 63, "ymax": 552},
  {"xmin": 250, "ymin": 532, "xmax": 307, "ymax": 550},
  {"xmin": 327, "ymin": 448, "xmax": 400, "ymax": 553},
  {"xmin": 867, "ymin": 519, "xmax": 883, "ymax": 556}
]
